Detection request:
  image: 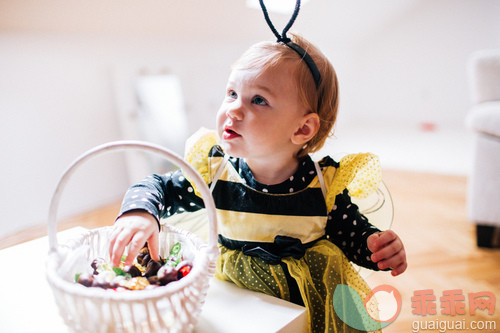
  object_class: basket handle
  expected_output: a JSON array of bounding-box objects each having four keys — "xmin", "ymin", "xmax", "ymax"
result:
[{"xmin": 48, "ymin": 141, "xmax": 218, "ymax": 258}]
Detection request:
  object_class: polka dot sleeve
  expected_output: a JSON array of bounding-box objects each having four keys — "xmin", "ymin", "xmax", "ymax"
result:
[
  {"xmin": 325, "ymin": 189, "xmax": 382, "ymax": 271},
  {"xmin": 117, "ymin": 170, "xmax": 204, "ymax": 227}
]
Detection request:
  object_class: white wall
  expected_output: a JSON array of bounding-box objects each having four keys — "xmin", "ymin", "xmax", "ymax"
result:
[
  {"xmin": 333, "ymin": 0, "xmax": 500, "ymax": 126},
  {"xmin": 0, "ymin": 33, "xmax": 243, "ymax": 238},
  {"xmin": 0, "ymin": 0, "xmax": 499, "ymax": 238},
  {"xmin": 0, "ymin": 34, "xmax": 127, "ymax": 237}
]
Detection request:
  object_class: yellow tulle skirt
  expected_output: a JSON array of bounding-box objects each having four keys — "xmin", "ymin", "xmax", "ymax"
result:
[{"xmin": 215, "ymin": 239, "xmax": 381, "ymax": 333}]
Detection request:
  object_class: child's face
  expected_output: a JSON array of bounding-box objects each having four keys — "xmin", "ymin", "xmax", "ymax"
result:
[{"xmin": 216, "ymin": 61, "xmax": 308, "ymax": 162}]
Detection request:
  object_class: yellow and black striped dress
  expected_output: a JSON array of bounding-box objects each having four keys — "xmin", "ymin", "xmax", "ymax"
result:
[{"xmin": 119, "ymin": 129, "xmax": 384, "ymax": 332}]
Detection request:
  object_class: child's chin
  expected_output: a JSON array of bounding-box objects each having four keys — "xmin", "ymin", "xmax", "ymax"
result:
[{"xmin": 221, "ymin": 145, "xmax": 243, "ymax": 158}]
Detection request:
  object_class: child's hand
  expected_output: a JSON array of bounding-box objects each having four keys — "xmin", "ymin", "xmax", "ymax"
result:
[
  {"xmin": 108, "ymin": 211, "xmax": 160, "ymax": 267},
  {"xmin": 367, "ymin": 230, "xmax": 407, "ymax": 276}
]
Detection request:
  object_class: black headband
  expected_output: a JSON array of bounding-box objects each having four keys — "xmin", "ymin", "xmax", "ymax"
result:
[{"xmin": 258, "ymin": 0, "xmax": 322, "ymax": 88}]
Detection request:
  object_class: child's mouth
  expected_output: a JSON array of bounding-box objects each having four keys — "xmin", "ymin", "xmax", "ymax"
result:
[{"xmin": 223, "ymin": 128, "xmax": 241, "ymax": 140}]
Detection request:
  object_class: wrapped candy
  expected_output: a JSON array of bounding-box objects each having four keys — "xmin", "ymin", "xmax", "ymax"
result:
[{"xmin": 75, "ymin": 243, "xmax": 192, "ymax": 290}]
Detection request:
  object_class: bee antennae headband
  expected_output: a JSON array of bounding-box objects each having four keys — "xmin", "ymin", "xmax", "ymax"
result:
[{"xmin": 258, "ymin": 0, "xmax": 321, "ymax": 88}]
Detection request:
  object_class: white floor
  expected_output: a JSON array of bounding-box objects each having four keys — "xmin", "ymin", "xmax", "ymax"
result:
[{"xmin": 315, "ymin": 122, "xmax": 474, "ymax": 176}]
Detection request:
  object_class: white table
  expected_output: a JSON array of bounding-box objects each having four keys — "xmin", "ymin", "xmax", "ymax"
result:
[{"xmin": 0, "ymin": 228, "xmax": 306, "ymax": 332}]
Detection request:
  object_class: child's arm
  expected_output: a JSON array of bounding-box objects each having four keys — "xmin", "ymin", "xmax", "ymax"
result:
[
  {"xmin": 326, "ymin": 189, "xmax": 407, "ymax": 276},
  {"xmin": 326, "ymin": 189, "xmax": 382, "ymax": 270},
  {"xmin": 108, "ymin": 170, "xmax": 204, "ymax": 267},
  {"xmin": 367, "ymin": 230, "xmax": 407, "ymax": 276}
]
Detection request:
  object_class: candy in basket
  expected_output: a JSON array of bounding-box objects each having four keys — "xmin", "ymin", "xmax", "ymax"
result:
[{"xmin": 45, "ymin": 141, "xmax": 219, "ymax": 333}]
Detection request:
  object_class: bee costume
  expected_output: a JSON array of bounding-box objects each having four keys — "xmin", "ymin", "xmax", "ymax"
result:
[{"xmin": 120, "ymin": 135, "xmax": 388, "ymax": 332}]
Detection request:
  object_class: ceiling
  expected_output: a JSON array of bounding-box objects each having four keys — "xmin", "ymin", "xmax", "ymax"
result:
[{"xmin": 0, "ymin": 0, "xmax": 418, "ymax": 45}]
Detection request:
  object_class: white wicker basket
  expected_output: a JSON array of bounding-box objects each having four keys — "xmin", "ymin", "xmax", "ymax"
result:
[{"xmin": 46, "ymin": 141, "xmax": 219, "ymax": 333}]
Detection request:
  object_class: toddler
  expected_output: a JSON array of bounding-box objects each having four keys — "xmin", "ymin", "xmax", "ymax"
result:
[{"xmin": 109, "ymin": 33, "xmax": 407, "ymax": 332}]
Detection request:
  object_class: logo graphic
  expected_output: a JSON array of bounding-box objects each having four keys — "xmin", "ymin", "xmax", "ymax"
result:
[{"xmin": 333, "ymin": 284, "xmax": 402, "ymax": 331}]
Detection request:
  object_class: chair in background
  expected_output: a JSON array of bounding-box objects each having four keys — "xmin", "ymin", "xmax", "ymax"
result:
[{"xmin": 466, "ymin": 49, "xmax": 500, "ymax": 248}]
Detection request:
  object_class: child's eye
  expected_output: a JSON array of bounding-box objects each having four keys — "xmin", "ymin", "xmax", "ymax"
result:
[
  {"xmin": 252, "ymin": 96, "xmax": 268, "ymax": 106},
  {"xmin": 228, "ymin": 90, "xmax": 237, "ymax": 99}
]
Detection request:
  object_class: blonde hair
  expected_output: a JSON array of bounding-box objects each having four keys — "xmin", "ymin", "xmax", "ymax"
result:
[{"xmin": 232, "ymin": 33, "xmax": 339, "ymax": 158}]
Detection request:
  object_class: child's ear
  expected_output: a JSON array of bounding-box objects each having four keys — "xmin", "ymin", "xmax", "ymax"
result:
[{"xmin": 292, "ymin": 112, "xmax": 320, "ymax": 145}]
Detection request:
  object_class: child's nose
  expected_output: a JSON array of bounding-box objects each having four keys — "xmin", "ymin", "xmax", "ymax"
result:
[{"xmin": 226, "ymin": 101, "xmax": 244, "ymax": 120}]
